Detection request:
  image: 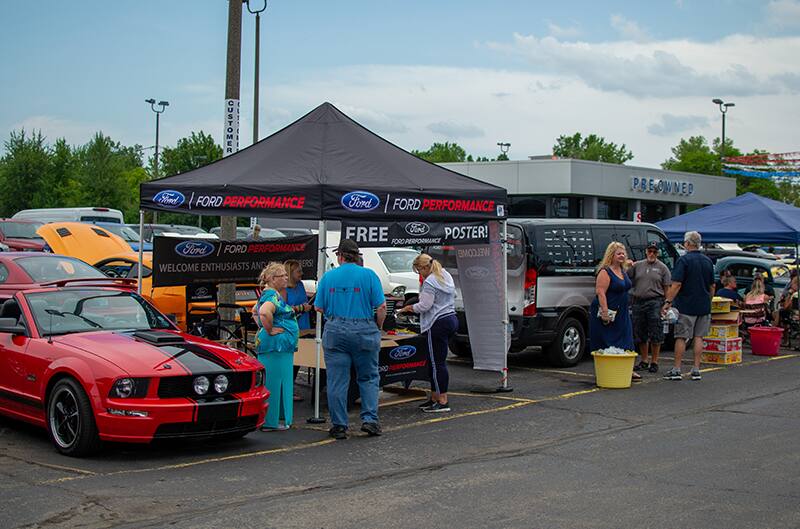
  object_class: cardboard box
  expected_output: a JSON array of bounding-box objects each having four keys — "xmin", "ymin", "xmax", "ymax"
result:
[
  {"xmin": 702, "ymin": 337, "xmax": 743, "ymax": 353},
  {"xmin": 701, "ymin": 350, "xmax": 742, "ymax": 365},
  {"xmin": 705, "ymin": 323, "xmax": 739, "ymax": 339},
  {"xmin": 711, "ymin": 297, "xmax": 732, "ymax": 314},
  {"xmin": 712, "ymin": 310, "xmax": 740, "ymax": 324}
]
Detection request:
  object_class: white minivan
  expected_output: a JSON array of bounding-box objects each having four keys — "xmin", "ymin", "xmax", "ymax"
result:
[{"xmin": 13, "ymin": 207, "xmax": 125, "ymax": 224}]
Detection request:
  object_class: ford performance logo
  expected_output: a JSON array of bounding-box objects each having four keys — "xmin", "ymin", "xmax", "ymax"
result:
[
  {"xmin": 404, "ymin": 222, "xmax": 430, "ymax": 236},
  {"xmin": 464, "ymin": 266, "xmax": 490, "ymax": 280},
  {"xmin": 341, "ymin": 191, "xmax": 380, "ymax": 212},
  {"xmin": 389, "ymin": 345, "xmax": 416, "ymax": 361},
  {"xmin": 153, "ymin": 190, "xmax": 186, "ymax": 208},
  {"xmin": 175, "ymin": 240, "xmax": 216, "ymax": 258}
]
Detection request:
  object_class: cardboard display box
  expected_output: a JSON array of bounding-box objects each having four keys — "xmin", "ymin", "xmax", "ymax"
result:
[
  {"xmin": 701, "ymin": 350, "xmax": 742, "ymax": 365},
  {"xmin": 705, "ymin": 323, "xmax": 739, "ymax": 339},
  {"xmin": 711, "ymin": 310, "xmax": 740, "ymax": 324},
  {"xmin": 711, "ymin": 297, "xmax": 732, "ymax": 314},
  {"xmin": 702, "ymin": 337, "xmax": 743, "ymax": 353}
]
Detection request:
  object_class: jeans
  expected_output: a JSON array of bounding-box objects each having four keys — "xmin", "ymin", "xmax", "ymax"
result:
[{"xmin": 322, "ymin": 318, "xmax": 381, "ymax": 427}]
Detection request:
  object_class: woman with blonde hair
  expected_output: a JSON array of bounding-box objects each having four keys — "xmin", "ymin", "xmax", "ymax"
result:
[
  {"xmin": 253, "ymin": 262, "xmax": 299, "ymax": 430},
  {"xmin": 743, "ymin": 273, "xmax": 770, "ymax": 327},
  {"xmin": 397, "ymin": 253, "xmax": 457, "ymax": 412},
  {"xmin": 590, "ymin": 242, "xmax": 636, "ymax": 376}
]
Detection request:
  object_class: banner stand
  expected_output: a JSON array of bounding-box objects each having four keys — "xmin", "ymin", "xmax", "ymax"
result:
[
  {"xmin": 496, "ymin": 219, "xmax": 513, "ymax": 393},
  {"xmin": 307, "ymin": 220, "xmax": 328, "ymax": 424}
]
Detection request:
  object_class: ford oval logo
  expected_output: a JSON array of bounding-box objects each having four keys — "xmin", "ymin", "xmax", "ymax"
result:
[
  {"xmin": 389, "ymin": 345, "xmax": 416, "ymax": 361},
  {"xmin": 153, "ymin": 190, "xmax": 185, "ymax": 208},
  {"xmin": 195, "ymin": 287, "xmax": 209, "ymax": 296},
  {"xmin": 404, "ymin": 222, "xmax": 430, "ymax": 236},
  {"xmin": 465, "ymin": 266, "xmax": 490, "ymax": 280},
  {"xmin": 175, "ymin": 240, "xmax": 216, "ymax": 258},
  {"xmin": 341, "ymin": 191, "xmax": 380, "ymax": 212}
]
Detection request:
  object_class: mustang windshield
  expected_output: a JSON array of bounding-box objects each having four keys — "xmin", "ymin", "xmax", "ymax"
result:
[
  {"xmin": 26, "ymin": 289, "xmax": 173, "ymax": 336},
  {"xmin": 16, "ymin": 256, "xmax": 106, "ymax": 282}
]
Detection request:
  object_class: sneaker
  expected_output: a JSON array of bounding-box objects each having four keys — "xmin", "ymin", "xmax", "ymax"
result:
[
  {"xmin": 329, "ymin": 425, "xmax": 348, "ymax": 440},
  {"xmin": 423, "ymin": 401, "xmax": 452, "ymax": 413},
  {"xmin": 691, "ymin": 368, "xmax": 702, "ymax": 381},
  {"xmin": 418, "ymin": 399, "xmax": 435, "ymax": 409},
  {"xmin": 634, "ymin": 361, "xmax": 649, "ymax": 371},
  {"xmin": 360, "ymin": 422, "xmax": 382, "ymax": 436},
  {"xmin": 648, "ymin": 362, "xmax": 659, "ymax": 373},
  {"xmin": 663, "ymin": 368, "xmax": 682, "ymax": 381}
]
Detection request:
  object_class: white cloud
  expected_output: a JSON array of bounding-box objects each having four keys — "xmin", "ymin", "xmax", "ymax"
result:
[
  {"xmin": 647, "ymin": 114, "xmax": 709, "ymax": 136},
  {"xmin": 765, "ymin": 0, "xmax": 800, "ymax": 30},
  {"xmin": 610, "ymin": 14, "xmax": 651, "ymax": 43},
  {"xmin": 336, "ymin": 105, "xmax": 408, "ymax": 134},
  {"xmin": 547, "ymin": 21, "xmax": 582, "ymax": 39},
  {"xmin": 426, "ymin": 121, "xmax": 485, "ymax": 138}
]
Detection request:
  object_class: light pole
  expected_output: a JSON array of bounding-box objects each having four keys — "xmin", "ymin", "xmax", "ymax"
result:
[
  {"xmin": 246, "ymin": 0, "xmax": 267, "ymax": 145},
  {"xmin": 497, "ymin": 142, "xmax": 510, "ymax": 160},
  {"xmin": 712, "ymin": 98, "xmax": 734, "ymax": 172},
  {"xmin": 145, "ymin": 98, "xmax": 169, "ymax": 176}
]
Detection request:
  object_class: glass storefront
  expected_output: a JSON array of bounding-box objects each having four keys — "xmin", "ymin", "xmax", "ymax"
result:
[
  {"xmin": 508, "ymin": 196, "xmax": 546, "ymax": 217},
  {"xmin": 597, "ymin": 199, "xmax": 629, "ymax": 220},
  {"xmin": 551, "ymin": 196, "xmax": 583, "ymax": 218},
  {"xmin": 509, "ymin": 195, "xmax": 685, "ymax": 222}
]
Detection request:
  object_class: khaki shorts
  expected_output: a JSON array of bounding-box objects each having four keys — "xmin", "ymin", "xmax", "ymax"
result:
[{"xmin": 674, "ymin": 313, "xmax": 711, "ymax": 340}]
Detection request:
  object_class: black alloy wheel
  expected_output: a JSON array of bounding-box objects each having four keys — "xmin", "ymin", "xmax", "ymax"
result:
[{"xmin": 47, "ymin": 378, "xmax": 101, "ymax": 457}]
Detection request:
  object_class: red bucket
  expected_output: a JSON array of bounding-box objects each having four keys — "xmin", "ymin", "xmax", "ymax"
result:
[{"xmin": 749, "ymin": 326, "xmax": 783, "ymax": 356}]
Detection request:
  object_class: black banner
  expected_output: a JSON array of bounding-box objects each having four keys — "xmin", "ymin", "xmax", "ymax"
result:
[
  {"xmin": 152, "ymin": 235, "xmax": 318, "ymax": 287},
  {"xmin": 186, "ymin": 283, "xmax": 217, "ymax": 302},
  {"xmin": 340, "ymin": 220, "xmax": 490, "ymax": 247},
  {"xmin": 379, "ymin": 334, "xmax": 430, "ymax": 386}
]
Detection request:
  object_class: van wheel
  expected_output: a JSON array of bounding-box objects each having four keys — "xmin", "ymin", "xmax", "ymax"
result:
[
  {"xmin": 546, "ymin": 317, "xmax": 585, "ymax": 367},
  {"xmin": 449, "ymin": 339, "xmax": 472, "ymax": 358}
]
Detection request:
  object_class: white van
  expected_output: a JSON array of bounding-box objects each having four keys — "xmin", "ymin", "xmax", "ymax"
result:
[{"xmin": 12, "ymin": 207, "xmax": 124, "ymax": 224}]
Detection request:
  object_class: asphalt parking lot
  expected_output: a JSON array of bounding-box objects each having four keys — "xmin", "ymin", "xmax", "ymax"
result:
[{"xmin": 2, "ymin": 346, "xmax": 799, "ymax": 529}]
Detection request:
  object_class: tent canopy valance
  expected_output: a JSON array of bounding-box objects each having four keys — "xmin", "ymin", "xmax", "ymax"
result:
[
  {"xmin": 140, "ymin": 102, "xmax": 507, "ymax": 222},
  {"xmin": 656, "ymin": 192, "xmax": 800, "ymax": 244}
]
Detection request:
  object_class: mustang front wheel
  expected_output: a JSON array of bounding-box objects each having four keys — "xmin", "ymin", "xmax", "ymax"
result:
[{"xmin": 47, "ymin": 378, "xmax": 101, "ymax": 457}]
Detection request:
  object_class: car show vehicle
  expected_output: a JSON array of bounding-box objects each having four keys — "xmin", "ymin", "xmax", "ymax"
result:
[
  {"xmin": 0, "ymin": 286, "xmax": 267, "ymax": 456},
  {"xmin": 13, "ymin": 207, "xmax": 124, "ymax": 224},
  {"xmin": 89, "ymin": 221, "xmax": 153, "ymax": 252},
  {"xmin": 0, "ymin": 219, "xmax": 47, "ymax": 251}
]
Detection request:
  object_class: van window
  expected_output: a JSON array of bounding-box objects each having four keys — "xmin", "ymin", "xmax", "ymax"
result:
[
  {"xmin": 615, "ymin": 227, "xmax": 644, "ymax": 262},
  {"xmin": 81, "ymin": 216, "xmax": 121, "ymax": 223},
  {"xmin": 533, "ymin": 225, "xmax": 595, "ymax": 274},
  {"xmin": 646, "ymin": 230, "xmax": 677, "ymax": 270}
]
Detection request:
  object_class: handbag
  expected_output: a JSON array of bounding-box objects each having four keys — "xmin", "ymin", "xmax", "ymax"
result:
[{"xmin": 597, "ymin": 308, "xmax": 617, "ymax": 323}]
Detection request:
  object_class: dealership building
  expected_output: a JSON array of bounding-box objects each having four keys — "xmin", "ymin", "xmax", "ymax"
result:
[{"xmin": 440, "ymin": 158, "xmax": 736, "ymax": 223}]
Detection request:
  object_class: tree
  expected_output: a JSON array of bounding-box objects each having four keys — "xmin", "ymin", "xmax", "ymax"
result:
[
  {"xmin": 160, "ymin": 131, "xmax": 223, "ymax": 177},
  {"xmin": 411, "ymin": 142, "xmax": 467, "ymax": 163},
  {"xmin": 0, "ymin": 130, "xmax": 52, "ymax": 216},
  {"xmin": 552, "ymin": 132, "xmax": 633, "ymax": 164}
]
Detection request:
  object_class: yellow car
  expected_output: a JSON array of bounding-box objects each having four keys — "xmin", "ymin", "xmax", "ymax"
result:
[{"xmin": 37, "ymin": 222, "xmax": 258, "ymax": 330}]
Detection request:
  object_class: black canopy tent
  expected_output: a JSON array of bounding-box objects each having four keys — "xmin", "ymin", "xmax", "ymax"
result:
[{"xmin": 138, "ymin": 102, "xmax": 510, "ymax": 417}]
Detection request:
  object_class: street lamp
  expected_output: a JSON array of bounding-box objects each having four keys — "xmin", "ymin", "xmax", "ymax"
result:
[
  {"xmin": 246, "ymin": 0, "xmax": 267, "ymax": 145},
  {"xmin": 712, "ymin": 98, "xmax": 734, "ymax": 172},
  {"xmin": 145, "ymin": 98, "xmax": 169, "ymax": 176},
  {"xmin": 497, "ymin": 142, "xmax": 511, "ymax": 158}
]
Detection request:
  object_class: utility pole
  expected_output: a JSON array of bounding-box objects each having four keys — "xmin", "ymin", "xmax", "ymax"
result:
[{"xmin": 219, "ymin": 0, "xmax": 243, "ymax": 311}]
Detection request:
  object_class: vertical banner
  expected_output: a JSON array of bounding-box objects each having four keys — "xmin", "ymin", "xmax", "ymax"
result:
[
  {"xmin": 455, "ymin": 221, "xmax": 507, "ymax": 371},
  {"xmin": 223, "ymin": 98, "xmax": 240, "ymax": 157}
]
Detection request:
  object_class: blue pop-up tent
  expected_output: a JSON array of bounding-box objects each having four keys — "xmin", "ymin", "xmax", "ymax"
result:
[{"xmin": 656, "ymin": 192, "xmax": 800, "ymax": 244}]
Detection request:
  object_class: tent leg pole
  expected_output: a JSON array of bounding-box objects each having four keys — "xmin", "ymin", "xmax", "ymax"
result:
[
  {"xmin": 137, "ymin": 210, "xmax": 144, "ymax": 296},
  {"xmin": 308, "ymin": 220, "xmax": 327, "ymax": 424},
  {"xmin": 498, "ymin": 219, "xmax": 512, "ymax": 393}
]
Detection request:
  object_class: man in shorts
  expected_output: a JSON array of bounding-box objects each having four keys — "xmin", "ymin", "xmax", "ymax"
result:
[
  {"xmin": 628, "ymin": 241, "xmax": 671, "ymax": 373},
  {"xmin": 661, "ymin": 231, "xmax": 714, "ymax": 381}
]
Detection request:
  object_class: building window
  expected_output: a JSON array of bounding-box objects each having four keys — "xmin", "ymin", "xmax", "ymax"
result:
[
  {"xmin": 598, "ymin": 199, "xmax": 629, "ymax": 220},
  {"xmin": 509, "ymin": 196, "xmax": 546, "ymax": 217},
  {"xmin": 551, "ymin": 197, "xmax": 583, "ymax": 218},
  {"xmin": 641, "ymin": 201, "xmax": 667, "ymax": 223}
]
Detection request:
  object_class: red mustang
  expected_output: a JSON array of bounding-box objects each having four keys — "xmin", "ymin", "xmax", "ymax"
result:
[{"xmin": 0, "ymin": 286, "xmax": 267, "ymax": 456}]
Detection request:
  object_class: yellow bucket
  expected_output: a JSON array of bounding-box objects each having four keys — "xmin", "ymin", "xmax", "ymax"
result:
[{"xmin": 591, "ymin": 351, "xmax": 637, "ymax": 389}]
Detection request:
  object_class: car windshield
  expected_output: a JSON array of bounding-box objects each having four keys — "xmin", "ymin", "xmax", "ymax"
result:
[
  {"xmin": 0, "ymin": 221, "xmax": 44, "ymax": 239},
  {"xmin": 772, "ymin": 265, "xmax": 791, "ymax": 282},
  {"xmin": 98, "ymin": 224, "xmax": 140, "ymax": 242},
  {"xmin": 16, "ymin": 256, "xmax": 106, "ymax": 282},
  {"xmin": 377, "ymin": 250, "xmax": 419, "ymax": 273},
  {"xmin": 25, "ymin": 289, "xmax": 173, "ymax": 336}
]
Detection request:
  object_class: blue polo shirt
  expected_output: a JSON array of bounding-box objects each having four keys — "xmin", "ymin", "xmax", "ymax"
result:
[
  {"xmin": 314, "ymin": 263, "xmax": 385, "ymax": 320},
  {"xmin": 671, "ymin": 251, "xmax": 714, "ymax": 316}
]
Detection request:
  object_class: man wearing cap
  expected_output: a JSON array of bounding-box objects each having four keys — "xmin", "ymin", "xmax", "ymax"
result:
[
  {"xmin": 315, "ymin": 239, "xmax": 387, "ymax": 439},
  {"xmin": 628, "ymin": 241, "xmax": 671, "ymax": 374}
]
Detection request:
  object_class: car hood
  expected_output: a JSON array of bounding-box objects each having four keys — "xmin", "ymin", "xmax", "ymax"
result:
[
  {"xmin": 38, "ymin": 222, "xmax": 133, "ymax": 264},
  {"xmin": 387, "ymin": 272, "xmax": 421, "ymax": 294},
  {"xmin": 53, "ymin": 330, "xmax": 261, "ymax": 376}
]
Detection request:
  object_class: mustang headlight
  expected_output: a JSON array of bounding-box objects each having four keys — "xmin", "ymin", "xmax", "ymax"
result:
[
  {"xmin": 214, "ymin": 374, "xmax": 229, "ymax": 394},
  {"xmin": 193, "ymin": 376, "xmax": 210, "ymax": 395},
  {"xmin": 112, "ymin": 378, "xmax": 134, "ymax": 398},
  {"xmin": 391, "ymin": 286, "xmax": 406, "ymax": 297},
  {"xmin": 254, "ymin": 369, "xmax": 265, "ymax": 387}
]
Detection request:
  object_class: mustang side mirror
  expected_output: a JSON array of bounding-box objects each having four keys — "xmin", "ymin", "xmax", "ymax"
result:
[{"xmin": 0, "ymin": 317, "xmax": 26, "ymax": 335}]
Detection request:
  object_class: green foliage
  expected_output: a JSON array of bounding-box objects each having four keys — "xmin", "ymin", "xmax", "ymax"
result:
[
  {"xmin": 411, "ymin": 142, "xmax": 467, "ymax": 163},
  {"xmin": 0, "ymin": 130, "xmax": 52, "ymax": 216},
  {"xmin": 160, "ymin": 131, "xmax": 223, "ymax": 177},
  {"xmin": 552, "ymin": 132, "xmax": 633, "ymax": 164}
]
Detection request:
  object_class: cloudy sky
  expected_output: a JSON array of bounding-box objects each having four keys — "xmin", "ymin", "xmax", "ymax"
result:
[{"xmin": 2, "ymin": 0, "xmax": 799, "ymax": 168}]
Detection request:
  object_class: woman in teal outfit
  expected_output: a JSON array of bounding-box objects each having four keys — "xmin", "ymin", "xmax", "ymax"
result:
[{"xmin": 254, "ymin": 262, "xmax": 299, "ymax": 431}]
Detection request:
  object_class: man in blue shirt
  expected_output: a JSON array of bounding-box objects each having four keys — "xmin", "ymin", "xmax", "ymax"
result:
[
  {"xmin": 661, "ymin": 231, "xmax": 715, "ymax": 381},
  {"xmin": 315, "ymin": 239, "xmax": 387, "ymax": 439}
]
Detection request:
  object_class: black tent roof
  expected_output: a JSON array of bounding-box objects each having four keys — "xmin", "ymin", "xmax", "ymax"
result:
[{"xmin": 140, "ymin": 102, "xmax": 507, "ymax": 221}]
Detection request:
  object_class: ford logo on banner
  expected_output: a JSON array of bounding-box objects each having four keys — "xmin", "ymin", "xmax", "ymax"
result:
[
  {"xmin": 153, "ymin": 190, "xmax": 186, "ymax": 208},
  {"xmin": 175, "ymin": 240, "xmax": 216, "ymax": 258},
  {"xmin": 465, "ymin": 266, "xmax": 490, "ymax": 280},
  {"xmin": 389, "ymin": 345, "xmax": 416, "ymax": 361},
  {"xmin": 341, "ymin": 191, "xmax": 380, "ymax": 212},
  {"xmin": 404, "ymin": 222, "xmax": 430, "ymax": 236}
]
